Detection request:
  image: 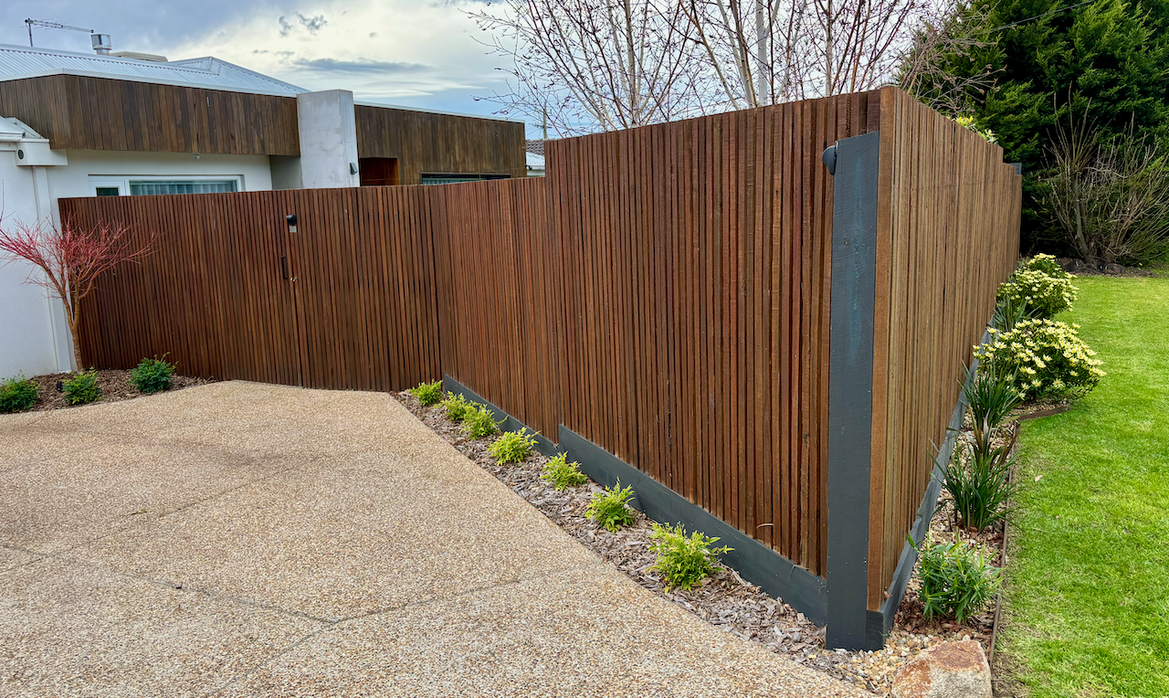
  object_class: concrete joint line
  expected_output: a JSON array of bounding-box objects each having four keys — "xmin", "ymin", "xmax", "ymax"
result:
[{"xmin": 202, "ymin": 561, "xmax": 600, "ymax": 696}]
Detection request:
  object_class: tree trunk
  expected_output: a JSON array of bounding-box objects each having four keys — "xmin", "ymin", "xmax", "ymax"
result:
[{"xmin": 68, "ymin": 314, "xmax": 83, "ymax": 372}]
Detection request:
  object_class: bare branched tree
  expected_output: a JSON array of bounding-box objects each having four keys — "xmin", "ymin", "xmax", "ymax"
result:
[
  {"xmin": 471, "ymin": 0, "xmax": 705, "ymax": 136},
  {"xmin": 896, "ymin": 1, "xmax": 998, "ymax": 115},
  {"xmin": 475, "ymin": 0, "xmax": 989, "ymax": 133},
  {"xmin": 1046, "ymin": 113, "xmax": 1169, "ymax": 265}
]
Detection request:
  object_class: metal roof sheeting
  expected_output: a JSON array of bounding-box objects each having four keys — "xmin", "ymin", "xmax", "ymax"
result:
[{"xmin": 0, "ymin": 44, "xmax": 306, "ymax": 96}]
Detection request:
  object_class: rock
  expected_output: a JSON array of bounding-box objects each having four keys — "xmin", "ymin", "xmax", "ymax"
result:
[
  {"xmin": 1104, "ymin": 262, "xmax": 1124, "ymax": 276},
  {"xmin": 891, "ymin": 640, "xmax": 991, "ymax": 698}
]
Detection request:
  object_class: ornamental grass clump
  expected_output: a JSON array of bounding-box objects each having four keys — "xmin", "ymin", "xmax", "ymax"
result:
[
  {"xmin": 488, "ymin": 429, "xmax": 537, "ymax": 464},
  {"xmin": 0, "ymin": 375, "xmax": 37, "ymax": 413},
  {"xmin": 463, "ymin": 404, "xmax": 501, "ymax": 438},
  {"xmin": 129, "ymin": 355, "xmax": 175, "ymax": 394},
  {"xmin": 997, "ymin": 254, "xmax": 1078, "ymax": 319},
  {"xmin": 439, "ymin": 391, "xmax": 472, "ymax": 422},
  {"xmin": 542, "ymin": 453, "xmax": 588, "ymax": 490},
  {"xmin": 938, "ymin": 431, "xmax": 1018, "ymax": 531},
  {"xmin": 991, "ymin": 295, "xmax": 1034, "ymax": 333},
  {"xmin": 940, "ymin": 366, "xmax": 1023, "ymax": 531},
  {"xmin": 912, "ymin": 536, "xmax": 1001, "ymax": 624},
  {"xmin": 975, "ymin": 319, "xmax": 1104, "ymax": 400},
  {"xmin": 964, "ymin": 366, "xmax": 1023, "ymax": 434},
  {"xmin": 63, "ymin": 370, "xmax": 101, "ymax": 406},
  {"xmin": 407, "ymin": 379, "xmax": 443, "ymax": 406},
  {"xmin": 586, "ymin": 482, "xmax": 637, "ymax": 532},
  {"xmin": 648, "ymin": 523, "xmax": 732, "ymax": 591}
]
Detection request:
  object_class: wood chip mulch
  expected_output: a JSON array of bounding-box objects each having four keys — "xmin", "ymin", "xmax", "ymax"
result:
[
  {"xmin": 22, "ymin": 369, "xmax": 212, "ymax": 412},
  {"xmin": 396, "ymin": 391, "xmax": 1032, "ymax": 695}
]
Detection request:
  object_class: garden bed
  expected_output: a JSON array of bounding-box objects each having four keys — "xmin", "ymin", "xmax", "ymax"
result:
[
  {"xmin": 19, "ymin": 369, "xmax": 211, "ymax": 412},
  {"xmin": 396, "ymin": 390, "xmax": 1007, "ymax": 695}
]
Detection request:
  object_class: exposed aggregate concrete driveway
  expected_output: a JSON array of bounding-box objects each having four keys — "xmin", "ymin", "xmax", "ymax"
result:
[{"xmin": 0, "ymin": 381, "xmax": 865, "ymax": 697}]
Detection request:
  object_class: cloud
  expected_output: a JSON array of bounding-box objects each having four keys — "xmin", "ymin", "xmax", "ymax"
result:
[
  {"xmin": 292, "ymin": 57, "xmax": 429, "ymax": 74},
  {"xmin": 296, "ymin": 12, "xmax": 328, "ymax": 34},
  {"xmin": 0, "ymin": 0, "xmax": 526, "ymax": 127},
  {"xmin": 279, "ymin": 12, "xmax": 328, "ymax": 37}
]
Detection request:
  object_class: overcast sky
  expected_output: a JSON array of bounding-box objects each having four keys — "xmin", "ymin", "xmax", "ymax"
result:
[{"xmin": 0, "ymin": 1, "xmax": 533, "ymax": 132}]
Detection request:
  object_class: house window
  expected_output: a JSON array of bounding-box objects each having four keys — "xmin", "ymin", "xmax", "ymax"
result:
[
  {"xmin": 420, "ymin": 173, "xmax": 508, "ymax": 185},
  {"xmin": 129, "ymin": 180, "xmax": 239, "ymax": 196},
  {"xmin": 89, "ymin": 175, "xmax": 243, "ymax": 197}
]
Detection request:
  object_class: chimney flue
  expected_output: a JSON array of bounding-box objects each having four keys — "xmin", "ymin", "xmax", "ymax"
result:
[{"xmin": 91, "ymin": 33, "xmax": 111, "ymax": 54}]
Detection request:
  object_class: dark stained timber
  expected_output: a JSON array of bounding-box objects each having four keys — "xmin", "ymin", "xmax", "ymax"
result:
[{"xmin": 58, "ymin": 88, "xmax": 1020, "ymax": 645}]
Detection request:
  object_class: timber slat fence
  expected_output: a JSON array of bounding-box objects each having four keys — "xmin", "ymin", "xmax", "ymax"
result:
[{"xmin": 59, "ymin": 86, "xmax": 1020, "ymax": 650}]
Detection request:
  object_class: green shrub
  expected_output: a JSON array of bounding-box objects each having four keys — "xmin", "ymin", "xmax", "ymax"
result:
[
  {"xmin": 0, "ymin": 375, "xmax": 38, "ymax": 413},
  {"xmin": 463, "ymin": 404, "xmax": 501, "ymax": 438},
  {"xmin": 649, "ymin": 523, "xmax": 732, "ymax": 592},
  {"xmin": 1019, "ymin": 253, "xmax": 1068, "ymax": 279},
  {"xmin": 407, "ymin": 379, "xmax": 443, "ymax": 406},
  {"xmin": 586, "ymin": 482, "xmax": 637, "ymax": 532},
  {"xmin": 911, "ymin": 537, "xmax": 1001, "ymax": 623},
  {"xmin": 439, "ymin": 391, "xmax": 472, "ymax": 422},
  {"xmin": 63, "ymin": 370, "xmax": 101, "ymax": 406},
  {"xmin": 938, "ymin": 433, "xmax": 1017, "ymax": 531},
  {"xmin": 997, "ymin": 255, "xmax": 1077, "ymax": 319},
  {"xmin": 542, "ymin": 453, "xmax": 588, "ymax": 490},
  {"xmin": 129, "ymin": 355, "xmax": 175, "ymax": 394},
  {"xmin": 975, "ymin": 319, "xmax": 1105, "ymax": 400},
  {"xmin": 488, "ymin": 429, "xmax": 537, "ymax": 464}
]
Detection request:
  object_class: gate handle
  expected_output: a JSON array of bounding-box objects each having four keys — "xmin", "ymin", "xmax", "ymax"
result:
[{"xmin": 281, "ymin": 256, "xmax": 289, "ymax": 280}]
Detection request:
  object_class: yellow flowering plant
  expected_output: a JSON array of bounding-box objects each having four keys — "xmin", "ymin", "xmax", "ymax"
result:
[
  {"xmin": 997, "ymin": 254, "xmax": 1078, "ymax": 318},
  {"xmin": 975, "ymin": 318, "xmax": 1104, "ymax": 400}
]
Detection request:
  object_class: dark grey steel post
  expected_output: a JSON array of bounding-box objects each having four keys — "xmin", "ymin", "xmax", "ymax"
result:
[{"xmin": 825, "ymin": 132, "xmax": 881, "ymax": 650}]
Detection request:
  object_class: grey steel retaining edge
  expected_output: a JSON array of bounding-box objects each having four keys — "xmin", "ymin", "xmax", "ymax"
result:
[
  {"xmin": 870, "ymin": 330, "xmax": 989, "ymax": 643},
  {"xmin": 824, "ymin": 132, "xmax": 880, "ymax": 651},
  {"xmin": 442, "ymin": 375, "xmax": 559, "ymax": 457},
  {"xmin": 442, "ymin": 376, "xmax": 829, "ymax": 625},
  {"xmin": 558, "ymin": 427, "xmax": 829, "ymax": 626}
]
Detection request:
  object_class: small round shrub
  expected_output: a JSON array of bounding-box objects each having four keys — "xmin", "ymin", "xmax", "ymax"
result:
[
  {"xmin": 407, "ymin": 379, "xmax": 443, "ymax": 406},
  {"xmin": 488, "ymin": 429, "xmax": 537, "ymax": 464},
  {"xmin": 64, "ymin": 370, "xmax": 102, "ymax": 406},
  {"xmin": 542, "ymin": 453, "xmax": 588, "ymax": 490},
  {"xmin": 997, "ymin": 254, "xmax": 1077, "ymax": 319},
  {"xmin": 649, "ymin": 523, "xmax": 732, "ymax": 591},
  {"xmin": 0, "ymin": 375, "xmax": 38, "ymax": 413},
  {"xmin": 975, "ymin": 319, "xmax": 1104, "ymax": 400},
  {"xmin": 463, "ymin": 404, "xmax": 501, "ymax": 438},
  {"xmin": 586, "ymin": 482, "xmax": 637, "ymax": 532},
  {"xmin": 130, "ymin": 356, "xmax": 176, "ymax": 394},
  {"xmin": 439, "ymin": 392, "xmax": 472, "ymax": 422}
]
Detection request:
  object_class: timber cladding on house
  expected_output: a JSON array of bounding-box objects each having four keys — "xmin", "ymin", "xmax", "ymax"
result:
[{"xmin": 0, "ymin": 74, "xmax": 525, "ymax": 180}]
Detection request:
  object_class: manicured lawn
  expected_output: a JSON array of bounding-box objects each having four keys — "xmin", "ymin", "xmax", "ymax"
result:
[{"xmin": 999, "ymin": 275, "xmax": 1169, "ymax": 697}]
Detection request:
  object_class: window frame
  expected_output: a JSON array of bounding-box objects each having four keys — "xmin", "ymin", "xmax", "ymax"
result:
[{"xmin": 88, "ymin": 174, "xmax": 245, "ymax": 196}]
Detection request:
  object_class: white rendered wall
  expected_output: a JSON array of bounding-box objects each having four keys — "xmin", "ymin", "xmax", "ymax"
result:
[
  {"xmin": 47, "ymin": 150, "xmax": 273, "ymax": 204},
  {"xmin": 296, "ymin": 91, "xmax": 360, "ymax": 188},
  {"xmin": 0, "ymin": 149, "xmax": 274, "ymax": 378},
  {"xmin": 0, "ymin": 147, "xmax": 64, "ymax": 379}
]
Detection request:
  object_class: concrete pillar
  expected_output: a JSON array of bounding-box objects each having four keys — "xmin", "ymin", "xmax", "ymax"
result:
[{"xmin": 295, "ymin": 90, "xmax": 360, "ymax": 189}]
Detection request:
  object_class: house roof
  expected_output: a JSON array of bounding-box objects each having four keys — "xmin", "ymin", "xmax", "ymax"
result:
[
  {"xmin": 0, "ymin": 43, "xmax": 306, "ymax": 97},
  {"xmin": 526, "ymin": 139, "xmax": 545, "ymax": 156}
]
